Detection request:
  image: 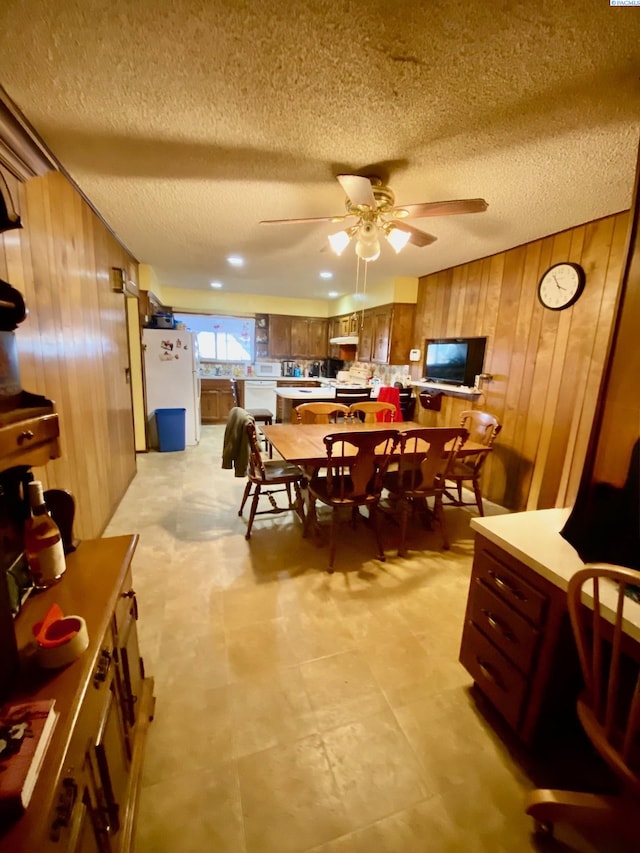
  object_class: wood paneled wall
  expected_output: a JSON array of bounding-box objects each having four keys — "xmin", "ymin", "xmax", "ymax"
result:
[
  {"xmin": 0, "ymin": 169, "xmax": 137, "ymax": 539},
  {"xmin": 414, "ymin": 212, "xmax": 629, "ymax": 512}
]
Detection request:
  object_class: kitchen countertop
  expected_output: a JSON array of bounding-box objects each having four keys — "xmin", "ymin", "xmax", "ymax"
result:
[{"xmin": 471, "ymin": 508, "xmax": 640, "ymax": 642}]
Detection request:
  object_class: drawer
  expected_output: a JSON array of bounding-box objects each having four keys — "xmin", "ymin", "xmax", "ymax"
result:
[
  {"xmin": 0, "ymin": 412, "xmax": 60, "ymax": 469},
  {"xmin": 469, "ymin": 579, "xmax": 540, "ymax": 674},
  {"xmin": 474, "ymin": 546, "xmax": 548, "ymax": 626},
  {"xmin": 459, "ymin": 621, "xmax": 528, "ymax": 730}
]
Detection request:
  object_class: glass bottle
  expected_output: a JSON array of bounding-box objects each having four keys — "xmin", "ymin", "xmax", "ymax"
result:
[{"xmin": 24, "ymin": 481, "xmax": 66, "ymax": 588}]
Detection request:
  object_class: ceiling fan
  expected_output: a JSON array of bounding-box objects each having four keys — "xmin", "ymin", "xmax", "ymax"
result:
[{"xmin": 259, "ymin": 174, "xmax": 488, "ymax": 261}]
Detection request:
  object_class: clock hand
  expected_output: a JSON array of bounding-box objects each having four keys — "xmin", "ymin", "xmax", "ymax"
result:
[{"xmin": 552, "ymin": 273, "xmax": 566, "ymax": 291}]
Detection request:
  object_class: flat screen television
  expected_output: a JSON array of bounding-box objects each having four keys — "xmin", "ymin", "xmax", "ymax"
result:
[{"xmin": 423, "ymin": 337, "xmax": 487, "ymax": 387}]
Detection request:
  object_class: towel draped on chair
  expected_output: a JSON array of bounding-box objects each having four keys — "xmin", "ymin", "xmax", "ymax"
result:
[{"xmin": 376, "ymin": 386, "xmax": 402, "ymax": 421}]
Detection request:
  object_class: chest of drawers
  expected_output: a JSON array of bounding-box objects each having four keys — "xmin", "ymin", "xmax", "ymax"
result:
[{"xmin": 459, "ymin": 534, "xmax": 578, "ymax": 742}]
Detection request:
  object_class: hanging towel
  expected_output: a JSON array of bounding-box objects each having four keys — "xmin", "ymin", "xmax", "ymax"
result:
[{"xmin": 376, "ymin": 386, "xmax": 402, "ymax": 422}]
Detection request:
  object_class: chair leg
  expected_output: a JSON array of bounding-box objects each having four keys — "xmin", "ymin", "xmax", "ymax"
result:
[
  {"xmin": 328, "ymin": 509, "xmax": 337, "ymax": 572},
  {"xmin": 456, "ymin": 480, "xmax": 463, "ymax": 504},
  {"xmin": 472, "ymin": 477, "xmax": 484, "ymax": 516},
  {"xmin": 293, "ymin": 480, "xmax": 306, "ymax": 530},
  {"xmin": 245, "ymin": 484, "xmax": 261, "ymax": 540},
  {"xmin": 434, "ymin": 494, "xmax": 450, "ymax": 549},
  {"xmin": 397, "ymin": 498, "xmax": 410, "ymax": 557},
  {"xmin": 239, "ymin": 480, "xmax": 252, "ymax": 515},
  {"xmin": 369, "ymin": 503, "xmax": 386, "ymax": 562}
]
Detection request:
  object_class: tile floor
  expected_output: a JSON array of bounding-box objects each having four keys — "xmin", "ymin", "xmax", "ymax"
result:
[{"xmin": 104, "ymin": 426, "xmax": 628, "ymax": 853}]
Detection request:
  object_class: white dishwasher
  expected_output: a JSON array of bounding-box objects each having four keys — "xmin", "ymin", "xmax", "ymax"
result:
[{"xmin": 243, "ymin": 379, "xmax": 277, "ymax": 416}]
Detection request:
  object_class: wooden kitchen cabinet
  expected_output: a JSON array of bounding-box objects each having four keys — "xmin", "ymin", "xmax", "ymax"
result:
[
  {"xmin": 354, "ymin": 304, "xmax": 414, "ymax": 365},
  {"xmin": 268, "ymin": 315, "xmax": 292, "ymax": 358},
  {"xmin": 200, "ymin": 379, "xmax": 235, "ymax": 423},
  {"xmin": 0, "ymin": 535, "xmax": 154, "ymax": 852},
  {"xmin": 268, "ymin": 315, "xmax": 328, "ymax": 358},
  {"xmin": 356, "ymin": 312, "xmax": 375, "ymax": 362},
  {"xmin": 290, "ymin": 318, "xmax": 328, "ymax": 358},
  {"xmin": 459, "ymin": 534, "xmax": 579, "ymax": 743}
]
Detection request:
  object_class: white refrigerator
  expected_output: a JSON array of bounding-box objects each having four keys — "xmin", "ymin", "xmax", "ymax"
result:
[{"xmin": 142, "ymin": 329, "xmax": 201, "ymax": 446}]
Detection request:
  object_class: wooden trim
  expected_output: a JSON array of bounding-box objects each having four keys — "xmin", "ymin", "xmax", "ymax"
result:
[{"xmin": 0, "ymin": 87, "xmax": 57, "ymax": 180}]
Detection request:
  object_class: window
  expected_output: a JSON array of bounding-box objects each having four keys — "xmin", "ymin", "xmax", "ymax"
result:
[{"xmin": 174, "ymin": 314, "xmax": 255, "ymax": 362}]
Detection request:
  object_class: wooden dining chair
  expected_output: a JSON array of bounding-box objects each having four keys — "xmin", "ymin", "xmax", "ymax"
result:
[
  {"xmin": 348, "ymin": 401, "xmax": 397, "ymax": 423},
  {"xmin": 394, "ymin": 383, "xmax": 416, "ymax": 421},
  {"xmin": 383, "ymin": 426, "xmax": 468, "ymax": 556},
  {"xmin": 525, "ymin": 564, "xmax": 640, "ymax": 845},
  {"xmin": 293, "ymin": 402, "xmax": 351, "ymax": 424},
  {"xmin": 444, "ymin": 409, "xmax": 501, "ymax": 515},
  {"xmin": 305, "ymin": 429, "xmax": 400, "ymax": 570},
  {"xmin": 238, "ymin": 420, "xmax": 306, "ymax": 539},
  {"xmin": 334, "ymin": 386, "xmax": 372, "ymax": 407}
]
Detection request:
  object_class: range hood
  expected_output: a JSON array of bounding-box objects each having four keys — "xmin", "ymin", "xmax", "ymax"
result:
[{"xmin": 329, "ymin": 335, "xmax": 359, "ymax": 346}]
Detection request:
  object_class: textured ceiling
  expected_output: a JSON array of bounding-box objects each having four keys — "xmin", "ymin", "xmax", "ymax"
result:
[{"xmin": 0, "ymin": 0, "xmax": 639, "ymax": 301}]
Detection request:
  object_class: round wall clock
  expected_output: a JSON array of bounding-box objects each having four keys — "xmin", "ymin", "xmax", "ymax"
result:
[{"xmin": 537, "ymin": 262, "xmax": 585, "ymax": 311}]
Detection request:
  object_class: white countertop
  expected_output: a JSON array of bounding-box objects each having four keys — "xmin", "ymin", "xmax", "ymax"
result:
[{"xmin": 471, "ymin": 508, "xmax": 640, "ymax": 642}]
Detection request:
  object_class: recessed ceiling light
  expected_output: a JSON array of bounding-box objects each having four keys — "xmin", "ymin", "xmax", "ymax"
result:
[
  {"xmin": 320, "ymin": 271, "xmax": 333, "ymax": 279},
  {"xmin": 328, "ymin": 291, "xmax": 339, "ymax": 298},
  {"xmin": 210, "ymin": 281, "xmax": 223, "ymax": 289},
  {"xmin": 227, "ymin": 255, "xmax": 244, "ymax": 267}
]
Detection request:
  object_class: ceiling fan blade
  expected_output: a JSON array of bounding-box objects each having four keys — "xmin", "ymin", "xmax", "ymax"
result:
[
  {"xmin": 392, "ymin": 221, "xmax": 438, "ymax": 247},
  {"xmin": 393, "ymin": 198, "xmax": 489, "ymax": 218},
  {"xmin": 337, "ymin": 174, "xmax": 376, "ymax": 208},
  {"xmin": 259, "ymin": 214, "xmax": 349, "ymax": 225}
]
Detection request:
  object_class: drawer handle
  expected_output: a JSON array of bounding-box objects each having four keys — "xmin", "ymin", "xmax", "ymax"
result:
[
  {"xmin": 481, "ymin": 608, "xmax": 515, "ymax": 642},
  {"xmin": 50, "ymin": 776, "xmax": 77, "ymax": 841},
  {"xmin": 488, "ymin": 569, "xmax": 526, "ymax": 601},
  {"xmin": 93, "ymin": 648, "xmax": 111, "ymax": 685},
  {"xmin": 477, "ymin": 657, "xmax": 504, "ymax": 691},
  {"xmin": 17, "ymin": 429, "xmax": 35, "ymax": 444}
]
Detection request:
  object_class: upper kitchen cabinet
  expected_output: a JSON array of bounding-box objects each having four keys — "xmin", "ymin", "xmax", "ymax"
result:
[
  {"xmin": 357, "ymin": 304, "xmax": 415, "ymax": 365},
  {"xmin": 255, "ymin": 314, "xmax": 269, "ymax": 359},
  {"xmin": 291, "ymin": 317, "xmax": 328, "ymax": 358},
  {"xmin": 268, "ymin": 314, "xmax": 292, "ymax": 358},
  {"xmin": 269, "ymin": 315, "xmax": 328, "ymax": 358}
]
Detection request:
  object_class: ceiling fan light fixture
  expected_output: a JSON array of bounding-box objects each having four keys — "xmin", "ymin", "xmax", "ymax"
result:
[
  {"xmin": 328, "ymin": 229, "xmax": 352, "ymax": 256},
  {"xmin": 355, "ymin": 234, "xmax": 381, "ymax": 262},
  {"xmin": 385, "ymin": 225, "xmax": 411, "ymax": 253}
]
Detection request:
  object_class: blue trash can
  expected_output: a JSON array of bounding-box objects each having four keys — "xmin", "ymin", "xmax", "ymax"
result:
[{"xmin": 155, "ymin": 408, "xmax": 186, "ymax": 452}]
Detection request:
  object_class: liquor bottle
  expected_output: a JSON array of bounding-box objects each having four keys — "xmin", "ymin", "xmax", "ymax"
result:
[{"xmin": 23, "ymin": 481, "xmax": 66, "ymax": 589}]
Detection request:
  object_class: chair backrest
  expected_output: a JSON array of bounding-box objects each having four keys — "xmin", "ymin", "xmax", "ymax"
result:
[
  {"xmin": 394, "ymin": 383, "xmax": 416, "ymax": 420},
  {"xmin": 230, "ymin": 379, "xmax": 239, "ymax": 407},
  {"xmin": 567, "ymin": 564, "xmax": 640, "ymax": 798},
  {"xmin": 294, "ymin": 402, "xmax": 351, "ymax": 424},
  {"xmin": 348, "ymin": 401, "xmax": 397, "ymax": 423},
  {"xmin": 322, "ymin": 429, "xmax": 400, "ymax": 500},
  {"xmin": 245, "ymin": 419, "xmax": 266, "ymax": 481},
  {"xmin": 334, "ymin": 387, "xmax": 372, "ymax": 407},
  {"xmin": 397, "ymin": 427, "xmax": 468, "ymax": 496},
  {"xmin": 459, "ymin": 410, "xmax": 501, "ymax": 447}
]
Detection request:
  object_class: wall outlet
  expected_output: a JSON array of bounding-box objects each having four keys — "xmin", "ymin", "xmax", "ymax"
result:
[{"xmin": 409, "ymin": 348, "xmax": 421, "ymax": 362}]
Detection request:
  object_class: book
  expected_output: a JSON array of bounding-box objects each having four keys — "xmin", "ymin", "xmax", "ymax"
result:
[{"xmin": 0, "ymin": 699, "xmax": 58, "ymax": 817}]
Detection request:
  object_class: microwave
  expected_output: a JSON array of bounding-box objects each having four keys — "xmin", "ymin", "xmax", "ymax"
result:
[{"xmin": 253, "ymin": 361, "xmax": 282, "ymax": 378}]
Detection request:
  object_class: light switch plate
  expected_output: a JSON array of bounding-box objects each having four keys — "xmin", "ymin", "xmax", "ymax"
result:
[{"xmin": 409, "ymin": 348, "xmax": 421, "ymax": 362}]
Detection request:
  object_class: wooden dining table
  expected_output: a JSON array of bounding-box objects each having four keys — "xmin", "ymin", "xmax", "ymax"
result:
[
  {"xmin": 261, "ymin": 420, "xmax": 487, "ymax": 468},
  {"xmin": 262, "ymin": 421, "xmax": 489, "ymax": 545}
]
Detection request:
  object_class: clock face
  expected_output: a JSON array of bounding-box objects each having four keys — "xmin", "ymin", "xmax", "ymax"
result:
[{"xmin": 537, "ymin": 263, "xmax": 585, "ymax": 311}]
